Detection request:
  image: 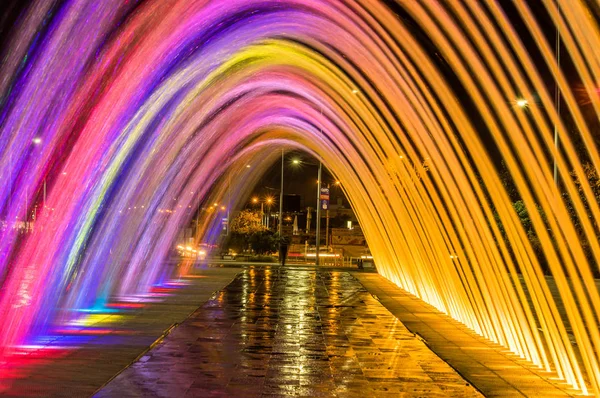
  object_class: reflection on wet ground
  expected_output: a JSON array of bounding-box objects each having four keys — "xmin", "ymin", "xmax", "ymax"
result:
[
  {"xmin": 0, "ymin": 266, "xmax": 240, "ymax": 398},
  {"xmin": 97, "ymin": 268, "xmax": 481, "ymax": 397}
]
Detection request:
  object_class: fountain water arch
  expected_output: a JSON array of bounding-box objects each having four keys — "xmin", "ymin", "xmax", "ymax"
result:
[{"xmin": 0, "ymin": 0, "xmax": 599, "ymax": 394}]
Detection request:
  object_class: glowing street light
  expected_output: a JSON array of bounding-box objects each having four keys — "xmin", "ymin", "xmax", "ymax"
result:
[
  {"xmin": 31, "ymin": 137, "xmax": 46, "ymax": 208},
  {"xmin": 289, "ymin": 156, "xmax": 330, "ymax": 265},
  {"xmin": 514, "ymin": 95, "xmax": 559, "ymax": 186},
  {"xmin": 265, "ymin": 196, "xmax": 274, "ymax": 227},
  {"xmin": 251, "ymin": 196, "xmax": 274, "ymax": 227},
  {"xmin": 516, "ymin": 98, "xmax": 529, "ymax": 108}
]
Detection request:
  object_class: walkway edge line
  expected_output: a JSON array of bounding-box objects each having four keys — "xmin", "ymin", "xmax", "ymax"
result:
[
  {"xmin": 90, "ymin": 272, "xmax": 241, "ymax": 397},
  {"xmin": 89, "ymin": 321, "xmax": 179, "ymax": 397}
]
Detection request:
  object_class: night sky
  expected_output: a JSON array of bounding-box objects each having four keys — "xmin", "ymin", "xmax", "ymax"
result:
[{"xmin": 251, "ymin": 150, "xmax": 344, "ymax": 210}]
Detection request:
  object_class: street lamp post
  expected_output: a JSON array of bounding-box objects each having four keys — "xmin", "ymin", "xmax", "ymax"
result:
[
  {"xmin": 251, "ymin": 197, "xmax": 263, "ymax": 226},
  {"xmin": 32, "ymin": 137, "xmax": 47, "ymax": 210},
  {"xmin": 315, "ymin": 162, "xmax": 322, "ymax": 266},
  {"xmin": 266, "ymin": 197, "xmax": 273, "ymax": 227},
  {"xmin": 279, "ymin": 149, "xmax": 284, "ymax": 236},
  {"xmin": 252, "ymin": 196, "xmax": 275, "ymax": 228},
  {"xmin": 325, "ymin": 183, "xmax": 330, "ymax": 251},
  {"xmin": 554, "ymin": 8, "xmax": 560, "ymax": 188},
  {"xmin": 290, "ymin": 157, "xmax": 326, "ymax": 265},
  {"xmin": 227, "ymin": 172, "xmax": 231, "ymax": 235},
  {"xmin": 516, "ymin": 93, "xmax": 559, "ymax": 188}
]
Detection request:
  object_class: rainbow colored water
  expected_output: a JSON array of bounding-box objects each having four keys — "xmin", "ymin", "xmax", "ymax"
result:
[{"xmin": 1, "ymin": 0, "xmax": 599, "ymax": 394}]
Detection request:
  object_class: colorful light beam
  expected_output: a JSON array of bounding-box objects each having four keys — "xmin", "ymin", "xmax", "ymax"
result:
[{"xmin": 0, "ymin": 0, "xmax": 599, "ymax": 394}]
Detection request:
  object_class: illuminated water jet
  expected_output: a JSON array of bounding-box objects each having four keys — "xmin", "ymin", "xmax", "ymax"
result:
[{"xmin": 0, "ymin": 0, "xmax": 599, "ymax": 394}]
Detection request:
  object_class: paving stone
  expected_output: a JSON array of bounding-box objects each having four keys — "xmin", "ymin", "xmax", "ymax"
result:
[
  {"xmin": 5, "ymin": 265, "xmax": 572, "ymax": 397},
  {"xmin": 353, "ymin": 273, "xmax": 580, "ymax": 397},
  {"xmin": 0, "ymin": 267, "xmax": 241, "ymax": 398},
  {"xmin": 97, "ymin": 268, "xmax": 481, "ymax": 397}
]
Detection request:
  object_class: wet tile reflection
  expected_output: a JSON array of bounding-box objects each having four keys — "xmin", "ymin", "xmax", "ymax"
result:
[{"xmin": 97, "ymin": 268, "xmax": 481, "ymax": 397}]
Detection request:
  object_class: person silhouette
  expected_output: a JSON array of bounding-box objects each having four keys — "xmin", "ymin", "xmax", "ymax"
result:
[{"xmin": 279, "ymin": 237, "xmax": 289, "ymax": 266}]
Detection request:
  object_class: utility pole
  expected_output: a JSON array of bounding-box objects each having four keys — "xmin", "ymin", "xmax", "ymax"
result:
[
  {"xmin": 196, "ymin": 212, "xmax": 200, "ymax": 237},
  {"xmin": 227, "ymin": 172, "xmax": 231, "ymax": 235},
  {"xmin": 315, "ymin": 104, "xmax": 324, "ymax": 266},
  {"xmin": 279, "ymin": 149, "xmax": 284, "ymax": 236},
  {"xmin": 325, "ymin": 183, "xmax": 330, "ymax": 252},
  {"xmin": 315, "ymin": 162, "xmax": 322, "ymax": 266},
  {"xmin": 554, "ymin": 0, "xmax": 561, "ymax": 187},
  {"xmin": 9, "ymin": 150, "xmax": 12, "ymax": 212},
  {"xmin": 25, "ymin": 186, "xmax": 28, "ymax": 231}
]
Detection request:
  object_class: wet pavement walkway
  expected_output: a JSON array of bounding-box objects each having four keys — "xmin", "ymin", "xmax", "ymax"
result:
[
  {"xmin": 96, "ymin": 268, "xmax": 481, "ymax": 397},
  {"xmin": 354, "ymin": 273, "xmax": 580, "ymax": 397},
  {"xmin": 0, "ymin": 266, "xmax": 241, "ymax": 398}
]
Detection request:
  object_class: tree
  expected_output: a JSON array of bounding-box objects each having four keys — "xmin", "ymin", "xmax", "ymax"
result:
[
  {"xmin": 226, "ymin": 210, "xmax": 277, "ymax": 255},
  {"xmin": 571, "ymin": 162, "xmax": 600, "ymax": 201},
  {"xmin": 230, "ymin": 210, "xmax": 265, "ymax": 235},
  {"xmin": 249, "ymin": 230, "xmax": 278, "ymax": 255},
  {"xmin": 567, "ymin": 163, "xmax": 600, "ymax": 276},
  {"xmin": 497, "ymin": 160, "xmax": 520, "ymax": 202}
]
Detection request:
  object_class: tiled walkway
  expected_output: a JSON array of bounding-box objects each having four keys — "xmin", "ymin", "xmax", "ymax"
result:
[
  {"xmin": 354, "ymin": 273, "xmax": 579, "ymax": 397},
  {"xmin": 0, "ymin": 266, "xmax": 241, "ymax": 398},
  {"xmin": 96, "ymin": 268, "xmax": 481, "ymax": 397}
]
